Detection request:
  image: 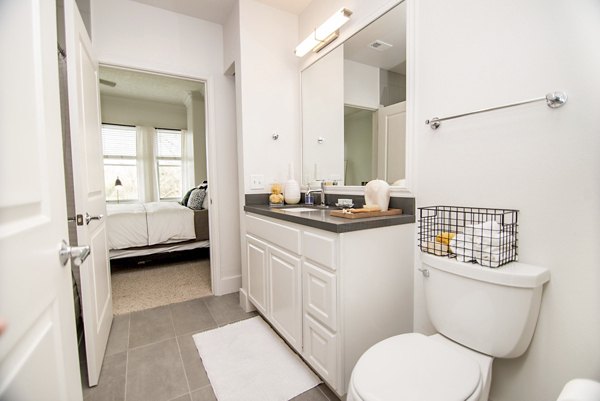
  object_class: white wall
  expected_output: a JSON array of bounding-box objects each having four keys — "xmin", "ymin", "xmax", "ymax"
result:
[
  {"xmin": 413, "ymin": 0, "xmax": 600, "ymax": 400},
  {"xmin": 91, "ymin": 0, "xmax": 241, "ymax": 295},
  {"xmin": 100, "ymin": 94, "xmax": 187, "ymax": 129},
  {"xmin": 344, "ymin": 59, "xmax": 379, "ymax": 110},
  {"xmin": 237, "ymin": 0, "xmax": 300, "ymax": 192}
]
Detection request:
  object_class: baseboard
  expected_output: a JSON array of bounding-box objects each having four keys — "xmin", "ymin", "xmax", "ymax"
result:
[
  {"xmin": 214, "ymin": 274, "xmax": 242, "ymax": 296},
  {"xmin": 239, "ymin": 288, "xmax": 256, "ymax": 313}
]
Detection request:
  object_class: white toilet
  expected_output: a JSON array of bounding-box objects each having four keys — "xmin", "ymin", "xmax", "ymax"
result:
[{"xmin": 347, "ymin": 253, "xmax": 551, "ymax": 401}]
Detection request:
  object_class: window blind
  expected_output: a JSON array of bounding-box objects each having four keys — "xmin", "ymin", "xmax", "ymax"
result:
[
  {"xmin": 101, "ymin": 125, "xmax": 136, "ymax": 157},
  {"xmin": 156, "ymin": 129, "xmax": 182, "ymax": 158}
]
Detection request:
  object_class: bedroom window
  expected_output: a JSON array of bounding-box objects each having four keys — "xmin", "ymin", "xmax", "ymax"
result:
[
  {"xmin": 101, "ymin": 124, "xmax": 138, "ymax": 202},
  {"xmin": 156, "ymin": 129, "xmax": 183, "ymax": 200}
]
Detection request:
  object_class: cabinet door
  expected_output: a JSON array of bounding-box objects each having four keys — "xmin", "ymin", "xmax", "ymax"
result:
[
  {"xmin": 269, "ymin": 247, "xmax": 302, "ymax": 352},
  {"xmin": 246, "ymin": 235, "xmax": 268, "ymax": 315},
  {"xmin": 303, "ymin": 261, "xmax": 337, "ymax": 331},
  {"xmin": 304, "ymin": 314, "xmax": 338, "ymax": 391}
]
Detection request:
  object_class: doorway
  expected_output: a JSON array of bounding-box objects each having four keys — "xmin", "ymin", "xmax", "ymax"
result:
[{"xmin": 97, "ymin": 66, "xmax": 213, "ymax": 314}]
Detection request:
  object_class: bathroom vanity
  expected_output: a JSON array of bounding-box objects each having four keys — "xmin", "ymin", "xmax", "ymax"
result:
[{"xmin": 243, "ymin": 205, "xmax": 415, "ymax": 396}]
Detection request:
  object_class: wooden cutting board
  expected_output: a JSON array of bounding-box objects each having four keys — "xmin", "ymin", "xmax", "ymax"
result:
[{"xmin": 329, "ymin": 208, "xmax": 403, "ymax": 219}]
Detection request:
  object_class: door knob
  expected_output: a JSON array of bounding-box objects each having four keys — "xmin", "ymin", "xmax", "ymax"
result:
[
  {"xmin": 59, "ymin": 240, "xmax": 91, "ymax": 266},
  {"xmin": 85, "ymin": 212, "xmax": 103, "ymax": 225}
]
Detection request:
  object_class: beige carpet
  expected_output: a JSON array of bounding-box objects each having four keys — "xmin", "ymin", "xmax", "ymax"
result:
[{"xmin": 111, "ymin": 259, "xmax": 212, "ymax": 315}]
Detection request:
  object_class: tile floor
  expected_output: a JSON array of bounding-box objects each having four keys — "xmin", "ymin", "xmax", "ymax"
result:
[{"xmin": 81, "ymin": 293, "xmax": 340, "ymax": 401}]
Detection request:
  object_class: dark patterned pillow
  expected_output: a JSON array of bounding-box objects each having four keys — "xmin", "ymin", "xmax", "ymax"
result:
[
  {"xmin": 187, "ymin": 188, "xmax": 207, "ymax": 210},
  {"xmin": 181, "ymin": 187, "xmax": 196, "ymax": 206}
]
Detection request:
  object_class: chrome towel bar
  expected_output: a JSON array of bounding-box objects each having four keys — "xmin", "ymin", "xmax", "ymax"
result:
[{"xmin": 425, "ymin": 91, "xmax": 568, "ymax": 130}]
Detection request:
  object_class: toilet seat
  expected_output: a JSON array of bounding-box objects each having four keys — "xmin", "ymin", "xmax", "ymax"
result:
[{"xmin": 349, "ymin": 333, "xmax": 483, "ymax": 401}]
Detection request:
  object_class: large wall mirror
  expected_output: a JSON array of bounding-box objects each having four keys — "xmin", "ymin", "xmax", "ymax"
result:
[{"xmin": 301, "ymin": 2, "xmax": 407, "ymax": 188}]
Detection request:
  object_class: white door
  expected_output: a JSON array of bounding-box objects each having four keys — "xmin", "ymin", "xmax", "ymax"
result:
[
  {"xmin": 0, "ymin": 0, "xmax": 83, "ymax": 400},
  {"xmin": 64, "ymin": 0, "xmax": 113, "ymax": 387},
  {"xmin": 377, "ymin": 101, "xmax": 406, "ymax": 183}
]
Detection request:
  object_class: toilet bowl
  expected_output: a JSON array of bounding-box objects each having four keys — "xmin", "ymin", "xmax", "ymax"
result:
[
  {"xmin": 347, "ymin": 333, "xmax": 493, "ymax": 401},
  {"xmin": 346, "ymin": 253, "xmax": 550, "ymax": 401}
]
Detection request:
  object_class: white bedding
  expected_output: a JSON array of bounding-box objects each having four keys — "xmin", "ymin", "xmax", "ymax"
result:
[{"xmin": 107, "ymin": 202, "xmax": 196, "ymax": 250}]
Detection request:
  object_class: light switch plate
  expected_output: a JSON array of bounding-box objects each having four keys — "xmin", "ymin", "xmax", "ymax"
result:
[{"xmin": 250, "ymin": 174, "xmax": 265, "ymax": 190}]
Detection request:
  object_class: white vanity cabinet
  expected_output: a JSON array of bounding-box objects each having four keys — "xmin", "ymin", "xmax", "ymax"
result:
[
  {"xmin": 245, "ymin": 214, "xmax": 303, "ymax": 352},
  {"xmin": 245, "ymin": 212, "xmax": 414, "ymax": 396}
]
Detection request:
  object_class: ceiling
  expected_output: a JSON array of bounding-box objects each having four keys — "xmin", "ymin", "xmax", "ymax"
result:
[
  {"xmin": 99, "ymin": 66, "xmax": 205, "ymax": 105},
  {"xmin": 130, "ymin": 0, "xmax": 312, "ymax": 24},
  {"xmin": 343, "ymin": 3, "xmax": 407, "ymax": 74}
]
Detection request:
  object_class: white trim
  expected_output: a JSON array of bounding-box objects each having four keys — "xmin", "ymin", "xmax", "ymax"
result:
[
  {"xmin": 203, "ymin": 76, "xmax": 222, "ymax": 295},
  {"xmin": 404, "ymin": 0, "xmax": 416, "ymax": 198},
  {"xmin": 215, "ymin": 274, "xmax": 242, "ymax": 296},
  {"xmin": 239, "ymin": 288, "xmax": 257, "ymax": 313}
]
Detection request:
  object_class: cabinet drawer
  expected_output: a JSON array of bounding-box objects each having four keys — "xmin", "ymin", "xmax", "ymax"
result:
[
  {"xmin": 303, "ymin": 261, "xmax": 337, "ymax": 332},
  {"xmin": 302, "ymin": 230, "xmax": 337, "ymax": 270},
  {"xmin": 303, "ymin": 314, "xmax": 338, "ymax": 391},
  {"xmin": 246, "ymin": 214, "xmax": 301, "ymax": 254}
]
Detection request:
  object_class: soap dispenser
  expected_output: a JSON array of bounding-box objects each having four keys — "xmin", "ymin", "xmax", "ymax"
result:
[{"xmin": 284, "ymin": 163, "xmax": 300, "ymax": 204}]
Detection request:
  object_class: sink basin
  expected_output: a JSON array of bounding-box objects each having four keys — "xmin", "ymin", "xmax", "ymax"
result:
[{"xmin": 279, "ymin": 207, "xmax": 322, "ymax": 213}]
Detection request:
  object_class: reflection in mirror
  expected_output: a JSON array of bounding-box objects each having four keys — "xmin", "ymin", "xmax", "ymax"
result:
[
  {"xmin": 302, "ymin": 2, "xmax": 407, "ymax": 187},
  {"xmin": 344, "ymin": 106, "xmax": 375, "ymax": 185}
]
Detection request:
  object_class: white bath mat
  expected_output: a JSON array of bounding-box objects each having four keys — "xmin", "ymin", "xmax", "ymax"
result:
[{"xmin": 193, "ymin": 316, "xmax": 320, "ymax": 401}]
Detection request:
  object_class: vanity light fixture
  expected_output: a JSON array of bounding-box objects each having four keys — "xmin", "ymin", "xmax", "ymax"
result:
[{"xmin": 294, "ymin": 8, "xmax": 353, "ymax": 57}]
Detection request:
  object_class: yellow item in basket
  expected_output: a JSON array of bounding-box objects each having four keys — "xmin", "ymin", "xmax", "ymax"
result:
[
  {"xmin": 425, "ymin": 240, "xmax": 449, "ymax": 256},
  {"xmin": 435, "ymin": 232, "xmax": 456, "ymax": 246}
]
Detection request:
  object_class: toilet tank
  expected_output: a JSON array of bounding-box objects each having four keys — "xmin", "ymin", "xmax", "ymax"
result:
[{"xmin": 420, "ymin": 253, "xmax": 550, "ymax": 358}]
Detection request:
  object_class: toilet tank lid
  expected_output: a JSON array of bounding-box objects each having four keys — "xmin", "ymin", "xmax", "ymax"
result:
[{"xmin": 421, "ymin": 253, "xmax": 550, "ymax": 288}]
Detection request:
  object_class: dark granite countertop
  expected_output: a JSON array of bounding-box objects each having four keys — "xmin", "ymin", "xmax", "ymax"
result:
[{"xmin": 244, "ymin": 204, "xmax": 415, "ymax": 233}]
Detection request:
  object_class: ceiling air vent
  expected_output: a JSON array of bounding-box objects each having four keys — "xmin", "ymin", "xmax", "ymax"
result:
[{"xmin": 368, "ymin": 40, "xmax": 393, "ymax": 51}]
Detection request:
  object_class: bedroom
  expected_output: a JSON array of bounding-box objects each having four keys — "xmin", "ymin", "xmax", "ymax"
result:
[{"xmin": 98, "ymin": 66, "xmax": 213, "ymax": 314}]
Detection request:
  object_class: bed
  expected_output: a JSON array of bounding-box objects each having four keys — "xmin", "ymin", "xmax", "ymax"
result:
[{"xmin": 106, "ymin": 201, "xmax": 209, "ymax": 260}]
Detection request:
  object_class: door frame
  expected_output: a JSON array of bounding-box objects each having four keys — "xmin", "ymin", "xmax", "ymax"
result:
[{"xmin": 97, "ymin": 63, "xmax": 222, "ymax": 294}]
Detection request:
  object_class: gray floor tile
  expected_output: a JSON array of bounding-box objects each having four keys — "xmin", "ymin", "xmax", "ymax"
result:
[
  {"xmin": 190, "ymin": 386, "xmax": 217, "ymax": 401},
  {"xmin": 106, "ymin": 314, "xmax": 129, "ymax": 357},
  {"xmin": 317, "ymin": 383, "xmax": 342, "ymax": 401},
  {"xmin": 170, "ymin": 298, "xmax": 218, "ymax": 336},
  {"xmin": 291, "ymin": 387, "xmax": 329, "ymax": 401},
  {"xmin": 203, "ymin": 293, "xmax": 258, "ymax": 326},
  {"xmin": 126, "ymin": 338, "xmax": 189, "ymax": 401},
  {"xmin": 129, "ymin": 305, "xmax": 175, "ymax": 348},
  {"xmin": 177, "ymin": 335, "xmax": 210, "ymax": 391},
  {"xmin": 82, "ymin": 351, "xmax": 127, "ymax": 401},
  {"xmin": 170, "ymin": 394, "xmax": 191, "ymax": 401}
]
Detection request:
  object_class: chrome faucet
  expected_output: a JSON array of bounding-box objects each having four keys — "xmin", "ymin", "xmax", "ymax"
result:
[{"xmin": 305, "ymin": 181, "xmax": 327, "ymax": 207}]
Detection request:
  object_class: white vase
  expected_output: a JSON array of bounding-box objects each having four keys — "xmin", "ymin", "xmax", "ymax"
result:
[
  {"xmin": 284, "ymin": 179, "xmax": 301, "ymax": 204},
  {"xmin": 364, "ymin": 179, "xmax": 391, "ymax": 211}
]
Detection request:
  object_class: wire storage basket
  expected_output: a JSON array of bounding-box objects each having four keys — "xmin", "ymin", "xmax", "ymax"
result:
[{"xmin": 418, "ymin": 206, "xmax": 519, "ymax": 267}]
